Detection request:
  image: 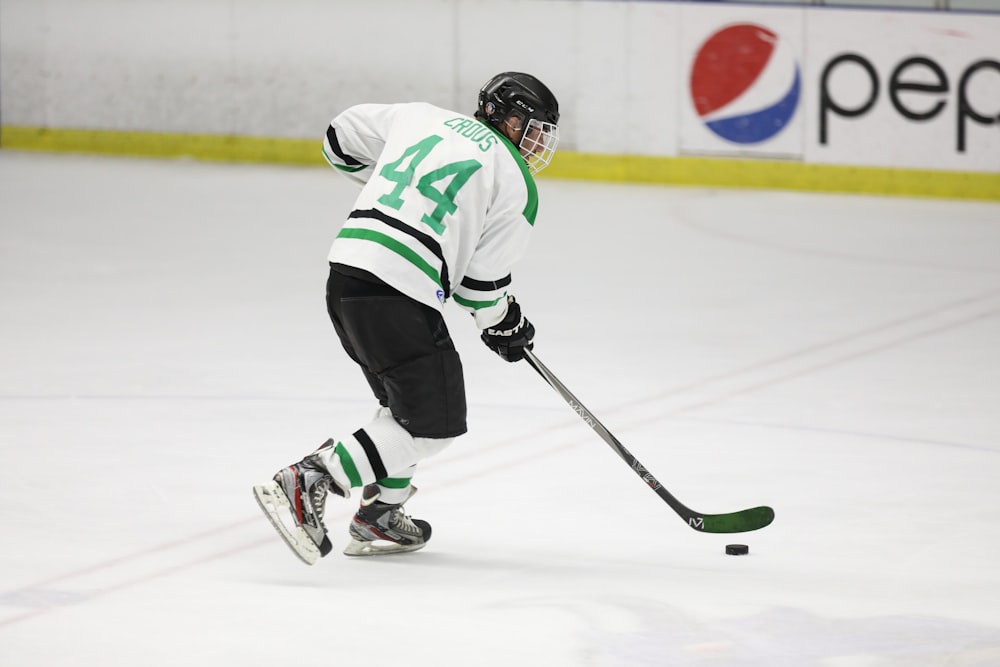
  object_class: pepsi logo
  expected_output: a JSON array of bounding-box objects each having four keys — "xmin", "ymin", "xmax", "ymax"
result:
[{"xmin": 690, "ymin": 23, "xmax": 801, "ymax": 144}]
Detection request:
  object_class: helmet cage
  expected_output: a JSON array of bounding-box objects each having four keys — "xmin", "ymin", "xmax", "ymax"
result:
[{"xmin": 517, "ymin": 117, "xmax": 559, "ymax": 175}]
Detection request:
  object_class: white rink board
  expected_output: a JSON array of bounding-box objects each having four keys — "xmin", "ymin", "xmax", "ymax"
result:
[
  {"xmin": 0, "ymin": 0, "xmax": 680, "ymax": 156},
  {"xmin": 1, "ymin": 0, "xmax": 998, "ymax": 172}
]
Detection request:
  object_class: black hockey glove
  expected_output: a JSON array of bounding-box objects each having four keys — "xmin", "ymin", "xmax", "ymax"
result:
[{"xmin": 481, "ymin": 296, "xmax": 535, "ymax": 362}]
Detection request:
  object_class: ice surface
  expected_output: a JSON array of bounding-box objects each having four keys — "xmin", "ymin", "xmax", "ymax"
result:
[{"xmin": 2, "ymin": 151, "xmax": 999, "ymax": 666}]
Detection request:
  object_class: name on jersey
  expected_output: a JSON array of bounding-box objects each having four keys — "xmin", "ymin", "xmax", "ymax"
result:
[{"xmin": 443, "ymin": 117, "xmax": 498, "ymax": 153}]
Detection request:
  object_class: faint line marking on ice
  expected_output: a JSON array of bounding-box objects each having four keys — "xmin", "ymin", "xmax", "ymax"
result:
[
  {"xmin": 672, "ymin": 303, "xmax": 1000, "ymax": 414},
  {"xmin": 0, "ymin": 394, "xmax": 358, "ymax": 402},
  {"xmin": 545, "ymin": 289, "xmax": 1000, "ymax": 440},
  {"xmin": 675, "ymin": 415, "xmax": 1000, "ymax": 455},
  {"xmin": 490, "ymin": 291, "xmax": 1000, "ymax": 463},
  {"xmin": 639, "ymin": 288, "xmax": 1000, "ymax": 408},
  {"xmin": 0, "ymin": 536, "xmax": 278, "ymax": 629},
  {"xmin": 0, "ymin": 434, "xmax": 586, "ymax": 630},
  {"xmin": 675, "ymin": 205, "xmax": 1000, "ymax": 276},
  {"xmin": 447, "ymin": 293, "xmax": 1000, "ymax": 480},
  {"xmin": 2, "ymin": 517, "xmax": 259, "ymax": 595},
  {"xmin": 0, "ymin": 517, "xmax": 264, "ymax": 628}
]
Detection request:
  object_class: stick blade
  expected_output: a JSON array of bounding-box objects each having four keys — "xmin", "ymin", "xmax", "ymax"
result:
[{"xmin": 695, "ymin": 506, "xmax": 775, "ymax": 534}]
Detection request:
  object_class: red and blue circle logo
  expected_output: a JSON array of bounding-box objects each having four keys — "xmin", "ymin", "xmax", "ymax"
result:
[{"xmin": 690, "ymin": 23, "xmax": 800, "ymax": 144}]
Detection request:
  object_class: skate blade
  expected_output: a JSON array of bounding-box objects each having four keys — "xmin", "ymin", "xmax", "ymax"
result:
[
  {"xmin": 343, "ymin": 537, "xmax": 427, "ymax": 557},
  {"xmin": 252, "ymin": 481, "xmax": 321, "ymax": 566}
]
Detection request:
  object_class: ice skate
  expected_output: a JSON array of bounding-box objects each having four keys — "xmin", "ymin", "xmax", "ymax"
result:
[
  {"xmin": 343, "ymin": 484, "xmax": 431, "ymax": 556},
  {"xmin": 253, "ymin": 439, "xmax": 347, "ymax": 565}
]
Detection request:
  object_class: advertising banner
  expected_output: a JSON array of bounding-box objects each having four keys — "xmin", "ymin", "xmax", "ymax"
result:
[
  {"xmin": 803, "ymin": 9, "xmax": 1000, "ymax": 172},
  {"xmin": 678, "ymin": 5, "xmax": 807, "ymax": 160}
]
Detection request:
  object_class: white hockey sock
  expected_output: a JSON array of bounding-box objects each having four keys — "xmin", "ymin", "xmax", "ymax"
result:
[
  {"xmin": 316, "ymin": 414, "xmax": 458, "ymax": 499},
  {"xmin": 315, "ymin": 415, "xmax": 444, "ymax": 488},
  {"xmin": 375, "ymin": 465, "xmax": 417, "ymax": 505}
]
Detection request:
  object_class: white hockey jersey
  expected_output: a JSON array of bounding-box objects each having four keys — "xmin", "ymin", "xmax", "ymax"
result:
[{"xmin": 322, "ymin": 102, "xmax": 538, "ymax": 330}]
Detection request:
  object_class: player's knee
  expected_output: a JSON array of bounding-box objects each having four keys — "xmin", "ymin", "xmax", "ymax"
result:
[{"xmin": 384, "ymin": 349, "xmax": 468, "ymax": 437}]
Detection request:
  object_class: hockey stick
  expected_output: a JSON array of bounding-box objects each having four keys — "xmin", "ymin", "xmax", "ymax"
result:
[{"xmin": 523, "ymin": 349, "xmax": 774, "ymax": 533}]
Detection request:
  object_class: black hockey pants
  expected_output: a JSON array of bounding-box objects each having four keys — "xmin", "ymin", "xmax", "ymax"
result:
[{"xmin": 326, "ymin": 264, "xmax": 468, "ymax": 439}]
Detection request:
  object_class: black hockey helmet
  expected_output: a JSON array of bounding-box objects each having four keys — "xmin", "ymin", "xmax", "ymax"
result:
[
  {"xmin": 477, "ymin": 72, "xmax": 560, "ymax": 174},
  {"xmin": 477, "ymin": 72, "xmax": 560, "ymax": 130}
]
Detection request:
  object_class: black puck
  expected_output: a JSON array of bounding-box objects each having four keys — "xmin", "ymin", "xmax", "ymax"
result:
[{"xmin": 725, "ymin": 544, "xmax": 749, "ymax": 555}]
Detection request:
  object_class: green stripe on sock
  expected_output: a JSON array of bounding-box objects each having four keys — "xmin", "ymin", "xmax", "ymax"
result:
[
  {"xmin": 334, "ymin": 441, "xmax": 363, "ymax": 487},
  {"xmin": 377, "ymin": 477, "xmax": 412, "ymax": 489}
]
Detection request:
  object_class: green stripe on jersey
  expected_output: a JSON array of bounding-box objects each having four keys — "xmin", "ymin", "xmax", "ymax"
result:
[
  {"xmin": 322, "ymin": 147, "xmax": 367, "ymax": 172},
  {"xmin": 452, "ymin": 293, "xmax": 504, "ymax": 310},
  {"xmin": 337, "ymin": 227, "xmax": 443, "ymax": 289}
]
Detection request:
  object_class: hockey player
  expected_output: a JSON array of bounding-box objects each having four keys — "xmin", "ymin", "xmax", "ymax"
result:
[{"xmin": 253, "ymin": 72, "xmax": 560, "ymax": 564}]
